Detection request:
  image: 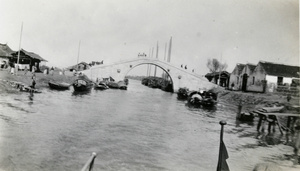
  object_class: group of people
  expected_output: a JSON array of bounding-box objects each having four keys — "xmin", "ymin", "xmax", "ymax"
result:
[
  {"xmin": 180, "ymin": 64, "xmax": 195, "ymax": 72},
  {"xmin": 43, "ymin": 67, "xmax": 55, "ymax": 75}
]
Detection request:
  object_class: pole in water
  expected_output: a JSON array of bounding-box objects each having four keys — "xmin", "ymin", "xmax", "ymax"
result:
[{"xmin": 217, "ymin": 120, "xmax": 230, "ymax": 171}]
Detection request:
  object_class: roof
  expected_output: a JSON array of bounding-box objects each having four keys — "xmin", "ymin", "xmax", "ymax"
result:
[
  {"xmin": 66, "ymin": 62, "xmax": 90, "ymax": 70},
  {"xmin": 246, "ymin": 63, "xmax": 256, "ymax": 72},
  {"xmin": 21, "ymin": 49, "xmax": 47, "ymax": 62},
  {"xmin": 205, "ymin": 71, "xmax": 230, "ymax": 77},
  {"xmin": 0, "ymin": 43, "xmax": 15, "ymax": 57},
  {"xmin": 232, "ymin": 63, "xmax": 245, "ymax": 75},
  {"xmin": 11, "ymin": 49, "xmax": 47, "ymax": 62},
  {"xmin": 259, "ymin": 61, "xmax": 300, "ymax": 78}
]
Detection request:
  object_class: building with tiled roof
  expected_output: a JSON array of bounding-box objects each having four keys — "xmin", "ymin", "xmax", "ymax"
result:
[
  {"xmin": 246, "ymin": 61, "xmax": 299, "ymax": 93},
  {"xmin": 11, "ymin": 49, "xmax": 47, "ymax": 71},
  {"xmin": 205, "ymin": 71, "xmax": 230, "ymax": 87}
]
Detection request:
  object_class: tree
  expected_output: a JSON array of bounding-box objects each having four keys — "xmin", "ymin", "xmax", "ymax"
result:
[
  {"xmin": 207, "ymin": 58, "xmax": 221, "ymax": 73},
  {"xmin": 207, "ymin": 58, "xmax": 228, "ymax": 84}
]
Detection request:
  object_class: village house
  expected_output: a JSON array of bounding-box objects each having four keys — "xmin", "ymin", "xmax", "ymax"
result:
[
  {"xmin": 246, "ymin": 61, "xmax": 300, "ymax": 93},
  {"xmin": 205, "ymin": 71, "xmax": 230, "ymax": 88},
  {"xmin": 239, "ymin": 63, "xmax": 256, "ymax": 91},
  {"xmin": 11, "ymin": 49, "xmax": 47, "ymax": 72},
  {"xmin": 67, "ymin": 62, "xmax": 91, "ymax": 71},
  {"xmin": 228, "ymin": 63, "xmax": 245, "ymax": 90}
]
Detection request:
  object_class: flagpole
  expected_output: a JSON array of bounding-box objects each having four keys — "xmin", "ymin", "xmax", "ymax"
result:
[
  {"xmin": 16, "ymin": 22, "xmax": 23, "ymax": 76},
  {"xmin": 217, "ymin": 120, "xmax": 227, "ymax": 171}
]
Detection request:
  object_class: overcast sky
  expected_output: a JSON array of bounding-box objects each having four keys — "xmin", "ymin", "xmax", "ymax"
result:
[{"xmin": 0, "ymin": 0, "xmax": 298, "ymax": 75}]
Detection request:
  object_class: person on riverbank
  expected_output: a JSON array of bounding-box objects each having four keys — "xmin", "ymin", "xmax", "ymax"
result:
[
  {"xmin": 31, "ymin": 74, "xmax": 36, "ymax": 89},
  {"xmin": 32, "ymin": 65, "xmax": 36, "ymax": 73},
  {"xmin": 50, "ymin": 67, "xmax": 54, "ymax": 76},
  {"xmin": 24, "ymin": 66, "xmax": 28, "ymax": 75}
]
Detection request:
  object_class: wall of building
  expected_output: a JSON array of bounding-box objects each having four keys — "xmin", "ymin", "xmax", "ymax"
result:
[
  {"xmin": 247, "ymin": 64, "xmax": 265, "ymax": 92},
  {"xmin": 229, "ymin": 66, "xmax": 242, "ymax": 90}
]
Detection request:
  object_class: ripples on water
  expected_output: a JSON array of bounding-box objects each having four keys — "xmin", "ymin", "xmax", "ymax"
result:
[{"xmin": 0, "ymin": 80, "xmax": 292, "ymax": 171}]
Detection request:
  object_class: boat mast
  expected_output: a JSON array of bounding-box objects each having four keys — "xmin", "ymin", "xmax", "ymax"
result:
[
  {"xmin": 154, "ymin": 41, "xmax": 158, "ymax": 77},
  {"xmin": 16, "ymin": 22, "xmax": 23, "ymax": 75},
  {"xmin": 167, "ymin": 36, "xmax": 172, "ymax": 62},
  {"xmin": 76, "ymin": 40, "xmax": 81, "ymax": 71},
  {"xmin": 163, "ymin": 42, "xmax": 167, "ymax": 79}
]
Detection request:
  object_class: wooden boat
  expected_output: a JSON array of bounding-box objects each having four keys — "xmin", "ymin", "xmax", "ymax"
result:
[
  {"xmin": 106, "ymin": 81, "xmax": 119, "ymax": 89},
  {"xmin": 94, "ymin": 81, "xmax": 109, "ymax": 90},
  {"xmin": 73, "ymin": 76, "xmax": 93, "ymax": 92},
  {"xmin": 117, "ymin": 81, "xmax": 127, "ymax": 90},
  {"xmin": 48, "ymin": 81, "xmax": 70, "ymax": 90},
  {"xmin": 19, "ymin": 86, "xmax": 42, "ymax": 93},
  {"xmin": 177, "ymin": 87, "xmax": 189, "ymax": 100},
  {"xmin": 187, "ymin": 90, "xmax": 217, "ymax": 107}
]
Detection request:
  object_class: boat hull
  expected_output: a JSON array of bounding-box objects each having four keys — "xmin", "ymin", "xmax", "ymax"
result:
[
  {"xmin": 49, "ymin": 81, "xmax": 70, "ymax": 90},
  {"xmin": 73, "ymin": 78, "xmax": 93, "ymax": 92},
  {"xmin": 94, "ymin": 82, "xmax": 109, "ymax": 90},
  {"xmin": 187, "ymin": 90, "xmax": 218, "ymax": 107}
]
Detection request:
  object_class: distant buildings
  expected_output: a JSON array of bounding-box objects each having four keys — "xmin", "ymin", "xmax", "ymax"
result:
[
  {"xmin": 205, "ymin": 71, "xmax": 230, "ymax": 87},
  {"xmin": 67, "ymin": 62, "xmax": 91, "ymax": 71},
  {"xmin": 205, "ymin": 60, "xmax": 300, "ymax": 94},
  {"xmin": 66, "ymin": 60, "xmax": 104, "ymax": 71}
]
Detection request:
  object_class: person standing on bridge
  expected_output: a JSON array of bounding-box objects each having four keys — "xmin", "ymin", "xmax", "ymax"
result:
[{"xmin": 185, "ymin": 65, "xmax": 187, "ymax": 69}]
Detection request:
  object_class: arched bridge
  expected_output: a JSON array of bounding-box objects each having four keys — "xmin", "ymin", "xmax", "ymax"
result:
[{"xmin": 82, "ymin": 58, "xmax": 217, "ymax": 92}]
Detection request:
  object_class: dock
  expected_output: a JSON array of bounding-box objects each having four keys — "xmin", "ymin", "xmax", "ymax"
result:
[{"xmin": 251, "ymin": 106, "xmax": 300, "ymax": 134}]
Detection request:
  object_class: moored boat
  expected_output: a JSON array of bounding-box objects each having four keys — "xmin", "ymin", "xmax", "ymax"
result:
[
  {"xmin": 94, "ymin": 81, "xmax": 109, "ymax": 90},
  {"xmin": 48, "ymin": 81, "xmax": 70, "ymax": 90},
  {"xmin": 73, "ymin": 75, "xmax": 93, "ymax": 92},
  {"xmin": 106, "ymin": 81, "xmax": 119, "ymax": 89},
  {"xmin": 117, "ymin": 81, "xmax": 127, "ymax": 90},
  {"xmin": 187, "ymin": 90, "xmax": 218, "ymax": 107},
  {"xmin": 177, "ymin": 87, "xmax": 189, "ymax": 99}
]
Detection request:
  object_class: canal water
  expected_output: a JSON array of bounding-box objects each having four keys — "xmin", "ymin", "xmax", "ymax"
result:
[{"xmin": 0, "ymin": 79, "xmax": 294, "ymax": 171}]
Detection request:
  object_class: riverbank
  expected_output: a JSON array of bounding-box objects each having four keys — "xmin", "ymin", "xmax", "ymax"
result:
[
  {"xmin": 0, "ymin": 69, "xmax": 76, "ymax": 89},
  {"xmin": 216, "ymin": 88, "xmax": 300, "ymax": 117}
]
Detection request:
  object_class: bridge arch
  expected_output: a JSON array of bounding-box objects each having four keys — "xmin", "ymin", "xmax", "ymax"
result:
[
  {"xmin": 124, "ymin": 62, "xmax": 174, "ymax": 88},
  {"xmin": 82, "ymin": 58, "xmax": 217, "ymax": 92}
]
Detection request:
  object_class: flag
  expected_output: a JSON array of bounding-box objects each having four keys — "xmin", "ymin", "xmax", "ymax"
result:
[{"xmin": 217, "ymin": 140, "xmax": 230, "ymax": 171}]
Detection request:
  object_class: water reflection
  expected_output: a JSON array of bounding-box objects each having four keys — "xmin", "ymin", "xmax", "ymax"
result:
[
  {"xmin": 28, "ymin": 92, "xmax": 34, "ymax": 101},
  {"xmin": 72, "ymin": 90, "xmax": 92, "ymax": 96}
]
